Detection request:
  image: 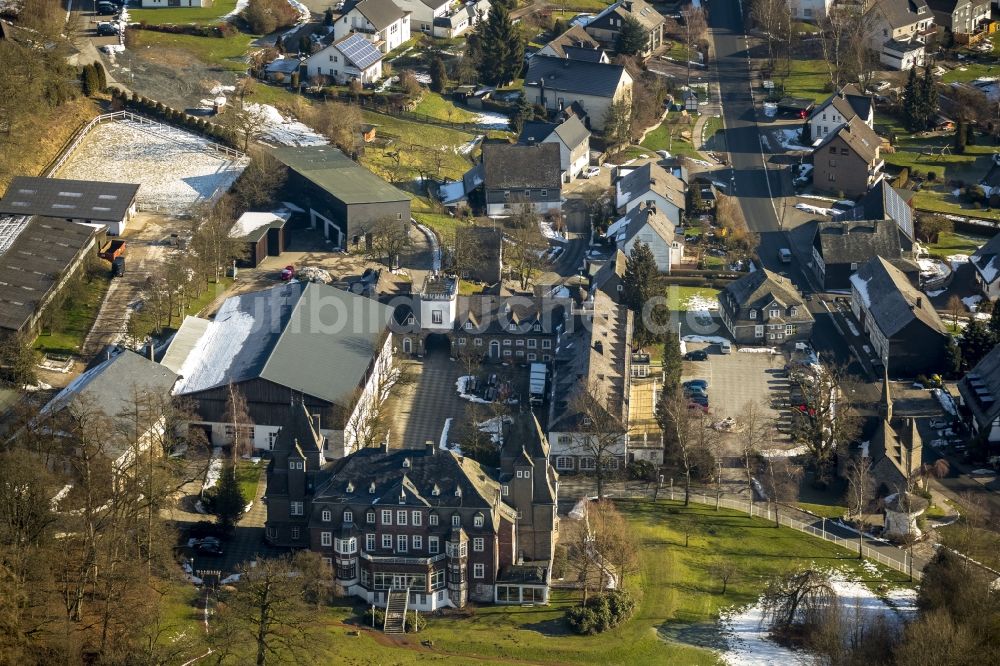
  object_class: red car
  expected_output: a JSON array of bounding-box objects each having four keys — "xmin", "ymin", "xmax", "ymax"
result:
[{"xmin": 280, "ymin": 265, "xmax": 295, "ymax": 281}]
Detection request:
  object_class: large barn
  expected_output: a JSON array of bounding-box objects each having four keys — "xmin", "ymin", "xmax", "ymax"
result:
[{"xmin": 0, "ymin": 177, "xmax": 139, "ymax": 236}]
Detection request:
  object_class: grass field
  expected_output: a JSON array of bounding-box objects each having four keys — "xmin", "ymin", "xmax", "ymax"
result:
[
  {"xmin": 34, "ymin": 270, "xmax": 112, "ymax": 356},
  {"xmin": 666, "ymin": 286, "xmax": 720, "ymax": 311},
  {"xmin": 176, "ymin": 499, "xmax": 911, "ymax": 664},
  {"xmin": 913, "ymin": 189, "xmax": 1000, "ymax": 221},
  {"xmin": 412, "ymin": 92, "xmax": 479, "ymax": 123},
  {"xmin": 924, "ymin": 231, "xmax": 988, "ymax": 259},
  {"xmin": 129, "ymin": 0, "xmax": 237, "ymax": 24},
  {"xmin": 641, "ymin": 114, "xmax": 701, "ymax": 159},
  {"xmin": 186, "ymin": 278, "xmax": 234, "ymax": 318},
  {"xmin": 130, "ymin": 29, "xmax": 257, "ymax": 71},
  {"xmin": 940, "ymin": 61, "xmax": 1000, "ymax": 84},
  {"xmin": 234, "ymin": 459, "xmax": 262, "ymax": 502},
  {"xmin": 359, "ymin": 112, "xmax": 477, "ymax": 181},
  {"xmin": 776, "ymin": 59, "xmax": 832, "ymax": 103},
  {"xmin": 795, "ymin": 502, "xmax": 847, "ymax": 519}
]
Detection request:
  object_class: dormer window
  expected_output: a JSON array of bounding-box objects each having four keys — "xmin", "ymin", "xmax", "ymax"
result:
[
  {"xmin": 464, "ymin": 321, "xmax": 473, "ymax": 330},
  {"xmin": 533, "ymin": 323, "xmax": 541, "ymax": 331},
  {"xmin": 508, "ymin": 323, "xmax": 516, "ymax": 331},
  {"xmin": 790, "ymin": 306, "xmax": 797, "ymax": 316},
  {"xmin": 406, "ymin": 315, "xmax": 415, "ymax": 325},
  {"xmin": 474, "ymin": 513, "xmax": 484, "ymax": 527},
  {"xmin": 344, "ymin": 510, "xmax": 353, "ymax": 524},
  {"xmin": 399, "ymin": 490, "xmax": 406, "ymax": 504},
  {"xmin": 369, "ymin": 482, "xmax": 376, "ymax": 494},
  {"xmin": 289, "ymin": 460, "xmax": 304, "ymax": 470},
  {"xmin": 770, "ymin": 309, "xmax": 778, "ymax": 319},
  {"xmin": 749, "ymin": 309, "xmax": 757, "ymax": 319},
  {"xmin": 431, "ymin": 484, "xmax": 440, "ymax": 496},
  {"xmin": 402, "ymin": 457, "xmax": 411, "ymax": 468},
  {"xmin": 346, "ymin": 481, "xmax": 354, "ymax": 493},
  {"xmin": 452, "ymin": 514, "xmax": 461, "ymax": 527}
]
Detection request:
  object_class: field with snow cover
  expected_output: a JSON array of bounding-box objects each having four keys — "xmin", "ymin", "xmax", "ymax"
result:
[{"xmin": 56, "ymin": 119, "xmax": 249, "ymax": 212}]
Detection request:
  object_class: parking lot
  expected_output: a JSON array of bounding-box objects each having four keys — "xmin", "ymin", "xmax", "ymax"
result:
[{"xmin": 682, "ymin": 341, "xmax": 795, "ymax": 453}]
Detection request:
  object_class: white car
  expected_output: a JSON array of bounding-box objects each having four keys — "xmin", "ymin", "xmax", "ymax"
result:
[
  {"xmin": 581, "ymin": 166, "xmax": 601, "ymax": 179},
  {"xmin": 929, "ymin": 418, "xmax": 951, "ymax": 429}
]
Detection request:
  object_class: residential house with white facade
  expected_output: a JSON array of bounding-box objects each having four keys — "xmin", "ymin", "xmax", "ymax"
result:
[
  {"xmin": 866, "ymin": 0, "xmax": 934, "ymax": 70},
  {"xmin": 523, "ymin": 56, "xmax": 632, "ymax": 131},
  {"xmin": 614, "ymin": 162, "xmax": 686, "ymax": 225},
  {"xmin": 928, "ymin": 0, "xmax": 991, "ymax": 39},
  {"xmin": 432, "ymin": 0, "xmax": 490, "ymax": 37},
  {"xmin": 517, "ymin": 116, "xmax": 591, "ymax": 182},
  {"xmin": 787, "ymin": 0, "xmax": 834, "ymax": 20},
  {"xmin": 303, "ymin": 33, "xmax": 384, "ymax": 85},
  {"xmin": 970, "ymin": 232, "xmax": 1000, "ymax": 300},
  {"xmin": 807, "ymin": 84, "xmax": 874, "ymax": 141},
  {"xmin": 605, "ymin": 203, "xmax": 683, "ymax": 273},
  {"xmin": 334, "ymin": 0, "xmax": 411, "ymax": 54},
  {"xmin": 392, "ymin": 0, "xmax": 450, "ymax": 33}
]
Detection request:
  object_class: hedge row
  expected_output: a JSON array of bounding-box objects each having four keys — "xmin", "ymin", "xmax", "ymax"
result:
[
  {"xmin": 109, "ymin": 88, "xmax": 239, "ymax": 150},
  {"xmin": 130, "ymin": 21, "xmax": 238, "ymax": 38},
  {"xmin": 566, "ymin": 589, "xmax": 636, "ymax": 635}
]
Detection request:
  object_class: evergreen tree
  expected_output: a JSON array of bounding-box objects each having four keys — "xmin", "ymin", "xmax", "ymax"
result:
[
  {"xmin": 616, "ymin": 15, "xmax": 647, "ymax": 56},
  {"xmin": 944, "ymin": 338, "xmax": 963, "ymax": 377},
  {"xmin": 324, "ymin": 7, "xmax": 334, "ymax": 26},
  {"xmin": 475, "ymin": 4, "xmax": 523, "ymax": 86},
  {"xmin": 919, "ymin": 64, "xmax": 936, "ymax": 130},
  {"xmin": 93, "ymin": 61, "xmax": 107, "ymax": 92},
  {"xmin": 80, "ymin": 63, "xmax": 99, "ymax": 97},
  {"xmin": 955, "ymin": 119, "xmax": 967, "ymax": 155},
  {"xmin": 430, "ymin": 56, "xmax": 448, "ymax": 93},
  {"xmin": 902, "ymin": 66, "xmax": 919, "ymax": 131},
  {"xmin": 959, "ymin": 318, "xmax": 996, "ymax": 368},
  {"xmin": 661, "ymin": 331, "xmax": 683, "ymax": 397},
  {"xmin": 513, "ymin": 94, "xmax": 533, "ymax": 134},
  {"xmin": 689, "ymin": 184, "xmax": 704, "ymax": 213},
  {"xmin": 621, "ymin": 241, "xmax": 657, "ymax": 315},
  {"xmin": 989, "ymin": 300, "xmax": 1000, "ymax": 338},
  {"xmin": 210, "ymin": 465, "xmax": 246, "ymax": 532}
]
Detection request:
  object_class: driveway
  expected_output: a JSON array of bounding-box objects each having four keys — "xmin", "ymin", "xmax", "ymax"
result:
[{"xmin": 385, "ymin": 351, "xmax": 475, "ymax": 450}]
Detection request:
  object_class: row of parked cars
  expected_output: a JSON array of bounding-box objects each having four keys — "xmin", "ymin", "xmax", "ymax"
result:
[{"xmin": 683, "ymin": 378, "xmax": 709, "ymax": 413}]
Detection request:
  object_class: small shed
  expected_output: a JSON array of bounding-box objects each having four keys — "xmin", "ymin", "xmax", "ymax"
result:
[
  {"xmin": 683, "ymin": 90, "xmax": 699, "ymax": 113},
  {"xmin": 230, "ymin": 211, "xmax": 291, "ymax": 267},
  {"xmin": 359, "ymin": 124, "xmax": 377, "ymax": 143},
  {"xmin": 264, "ymin": 57, "xmax": 302, "ymax": 84}
]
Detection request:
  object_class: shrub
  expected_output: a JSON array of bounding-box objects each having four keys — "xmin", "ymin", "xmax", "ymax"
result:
[
  {"xmin": 365, "ymin": 606, "xmax": 386, "ymax": 627},
  {"xmin": 404, "ymin": 610, "xmax": 426, "ymax": 633},
  {"xmin": 927, "ymin": 171, "xmax": 937, "ymax": 182},
  {"xmin": 243, "ymin": 0, "xmax": 299, "ymax": 35},
  {"xmin": 566, "ymin": 590, "xmax": 635, "ymax": 635}
]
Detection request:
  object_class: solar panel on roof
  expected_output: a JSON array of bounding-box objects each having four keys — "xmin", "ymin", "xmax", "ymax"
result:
[{"xmin": 337, "ymin": 33, "xmax": 381, "ymax": 70}]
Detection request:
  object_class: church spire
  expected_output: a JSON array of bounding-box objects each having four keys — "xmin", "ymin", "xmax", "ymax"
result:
[{"xmin": 879, "ymin": 366, "xmax": 892, "ymax": 422}]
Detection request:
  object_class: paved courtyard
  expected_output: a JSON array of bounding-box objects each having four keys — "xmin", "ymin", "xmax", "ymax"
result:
[{"xmin": 386, "ymin": 351, "xmax": 472, "ymax": 451}]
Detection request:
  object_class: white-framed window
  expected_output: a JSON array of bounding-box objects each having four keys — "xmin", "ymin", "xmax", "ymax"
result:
[
  {"xmin": 516, "ymin": 339, "xmax": 525, "ymax": 346},
  {"xmin": 323, "ymin": 556, "xmax": 332, "ymax": 567},
  {"xmin": 528, "ymin": 353, "xmax": 536, "ymax": 360},
  {"xmin": 473, "ymin": 537, "xmax": 484, "ymax": 551},
  {"xmin": 291, "ymin": 501, "xmax": 303, "ymax": 516},
  {"xmin": 452, "ymin": 514, "xmax": 461, "ymax": 527},
  {"xmin": 397, "ymin": 534, "xmax": 408, "ymax": 552},
  {"xmin": 429, "ymin": 536, "xmax": 439, "ymax": 553},
  {"xmin": 344, "ymin": 510, "xmax": 353, "ymax": 524},
  {"xmin": 413, "ymin": 535, "xmax": 423, "ymax": 550},
  {"xmin": 473, "ymin": 563, "xmax": 485, "ymax": 579},
  {"xmin": 382, "ymin": 534, "xmax": 392, "ymax": 549},
  {"xmin": 267, "ymin": 431, "xmax": 279, "ymax": 450},
  {"xmin": 291, "ymin": 527, "xmax": 300, "ymax": 539},
  {"xmin": 769, "ymin": 309, "xmax": 778, "ymax": 319},
  {"xmin": 474, "ymin": 514, "xmax": 484, "ymax": 527},
  {"xmin": 755, "ymin": 325, "xmax": 764, "ymax": 337},
  {"xmin": 749, "ymin": 309, "xmax": 756, "ymax": 319},
  {"xmin": 579, "ymin": 457, "xmax": 596, "ymax": 470},
  {"xmin": 367, "ymin": 510, "xmax": 376, "ymax": 524},
  {"xmin": 541, "ymin": 189, "xmax": 547, "ymax": 197},
  {"xmin": 850, "ymin": 262, "xmax": 858, "ymax": 270},
  {"xmin": 502, "ymin": 484, "xmax": 509, "ymax": 496},
  {"xmin": 543, "ymin": 355, "xmax": 551, "ymax": 361},
  {"xmin": 542, "ymin": 339, "xmax": 551, "ymax": 349},
  {"xmin": 397, "ymin": 510, "xmax": 408, "ymax": 526},
  {"xmin": 555, "ymin": 456, "xmax": 574, "ymax": 470},
  {"xmin": 381, "ymin": 509, "xmax": 392, "ymax": 524},
  {"xmin": 504, "ymin": 350, "xmax": 512, "ymax": 357},
  {"xmin": 322, "ymin": 509, "xmax": 332, "ymax": 522},
  {"xmin": 429, "ymin": 514, "xmax": 439, "ymax": 526},
  {"xmin": 289, "ymin": 460, "xmax": 303, "ymax": 470},
  {"xmin": 458, "ymin": 337, "xmax": 466, "ymax": 345},
  {"xmin": 503, "ymin": 338, "xmax": 512, "ymax": 346},
  {"xmin": 527, "ymin": 339, "xmax": 537, "ymax": 349},
  {"xmin": 321, "ymin": 531, "xmax": 332, "ymax": 547},
  {"xmin": 366, "ymin": 533, "xmax": 375, "ymax": 551},
  {"xmin": 464, "ymin": 321, "xmax": 473, "ymax": 330},
  {"xmin": 474, "ymin": 338, "xmax": 482, "ymax": 346},
  {"xmin": 786, "ymin": 324, "xmax": 795, "ymax": 335},
  {"xmin": 412, "ymin": 511, "xmax": 422, "ymax": 526}
]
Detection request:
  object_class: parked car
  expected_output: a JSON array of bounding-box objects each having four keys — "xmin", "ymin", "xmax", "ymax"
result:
[
  {"xmin": 928, "ymin": 418, "xmax": 952, "ymax": 429},
  {"xmin": 581, "ymin": 166, "xmax": 601, "ymax": 179},
  {"xmin": 684, "ymin": 349, "xmax": 709, "ymax": 361},
  {"xmin": 96, "ymin": 1, "xmax": 117, "ymax": 14},
  {"xmin": 194, "ymin": 539, "xmax": 223, "ymax": 556},
  {"xmin": 684, "ymin": 386, "xmax": 708, "ymax": 398},
  {"xmin": 280, "ymin": 264, "xmax": 295, "ymax": 281},
  {"xmin": 683, "ymin": 379, "xmax": 709, "ymax": 389},
  {"xmin": 96, "ymin": 21, "xmax": 119, "ymax": 36}
]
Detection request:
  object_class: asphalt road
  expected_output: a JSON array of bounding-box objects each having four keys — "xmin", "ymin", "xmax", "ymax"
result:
[{"xmin": 707, "ymin": 1, "xmax": 872, "ymax": 395}]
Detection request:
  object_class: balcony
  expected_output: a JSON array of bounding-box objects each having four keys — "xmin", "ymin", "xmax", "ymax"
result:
[{"xmin": 360, "ymin": 552, "xmax": 446, "ymax": 566}]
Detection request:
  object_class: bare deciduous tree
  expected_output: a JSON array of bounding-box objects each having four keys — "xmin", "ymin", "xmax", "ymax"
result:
[
  {"xmin": 789, "ymin": 361, "xmax": 859, "ymax": 484},
  {"xmin": 760, "ymin": 568, "xmax": 836, "ymax": 632},
  {"xmin": 657, "ymin": 392, "xmax": 715, "ymax": 506},
  {"xmin": 225, "ymin": 382, "xmax": 254, "ymax": 461},
  {"xmin": 366, "ymin": 216, "xmax": 410, "ymax": 268},
  {"xmin": 568, "ymin": 383, "xmax": 628, "ymax": 499},
  {"xmin": 503, "ymin": 203, "xmax": 548, "ymax": 291},
  {"xmin": 707, "ymin": 557, "xmax": 739, "ymax": 595},
  {"xmin": 758, "ymin": 456, "xmax": 803, "ymax": 527},
  {"xmin": 844, "ymin": 455, "xmax": 875, "ymax": 557},
  {"xmin": 737, "ymin": 401, "xmax": 773, "ymax": 512}
]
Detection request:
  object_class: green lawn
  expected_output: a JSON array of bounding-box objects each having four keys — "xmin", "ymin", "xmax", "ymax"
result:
[
  {"xmin": 641, "ymin": 114, "xmax": 701, "ymax": 159},
  {"xmin": 250, "ymin": 82, "xmax": 309, "ymax": 109},
  {"xmin": 34, "ymin": 270, "xmax": 112, "ymax": 356},
  {"xmin": 186, "ymin": 278, "xmax": 234, "ymax": 318},
  {"xmin": 924, "ymin": 231, "xmax": 988, "ymax": 259},
  {"xmin": 795, "ymin": 502, "xmax": 847, "ymax": 519},
  {"xmin": 664, "ymin": 39, "xmax": 691, "ymax": 62},
  {"xmin": 940, "ymin": 61, "xmax": 1000, "ymax": 84},
  {"xmin": 703, "ymin": 115, "xmax": 725, "ymax": 152},
  {"xmin": 235, "ymin": 459, "xmax": 262, "ymax": 502},
  {"xmin": 775, "ymin": 59, "xmax": 831, "ymax": 103},
  {"xmin": 412, "ymin": 92, "xmax": 479, "ymax": 123},
  {"xmin": 129, "ymin": 0, "xmax": 237, "ymax": 24},
  {"xmin": 666, "ymin": 286, "xmax": 720, "ymax": 311},
  {"xmin": 913, "ymin": 188, "xmax": 1000, "ymax": 221},
  {"xmin": 359, "ymin": 112, "xmax": 478, "ymax": 181},
  {"xmin": 130, "ymin": 29, "xmax": 257, "ymax": 70}
]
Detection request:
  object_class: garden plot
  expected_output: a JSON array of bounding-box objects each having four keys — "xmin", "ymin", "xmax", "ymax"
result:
[{"xmin": 56, "ymin": 119, "xmax": 249, "ymax": 212}]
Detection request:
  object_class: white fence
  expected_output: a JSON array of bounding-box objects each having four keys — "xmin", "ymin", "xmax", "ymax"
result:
[
  {"xmin": 657, "ymin": 488, "xmax": 922, "ymax": 581},
  {"xmin": 43, "ymin": 110, "xmax": 246, "ymax": 178}
]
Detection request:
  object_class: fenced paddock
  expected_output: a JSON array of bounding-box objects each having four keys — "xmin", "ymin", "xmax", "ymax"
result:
[{"xmin": 54, "ymin": 112, "xmax": 249, "ymax": 213}]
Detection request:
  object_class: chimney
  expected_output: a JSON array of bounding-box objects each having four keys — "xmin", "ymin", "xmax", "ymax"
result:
[
  {"xmin": 649, "ymin": 177, "xmax": 656, "ymax": 186},
  {"xmin": 426, "ymin": 440, "xmax": 436, "ymax": 455}
]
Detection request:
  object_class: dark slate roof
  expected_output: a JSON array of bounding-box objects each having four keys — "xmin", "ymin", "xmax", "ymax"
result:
[
  {"xmin": 835, "ymin": 180, "xmax": 914, "ymax": 241},
  {"xmin": 0, "ymin": 176, "xmax": 139, "ymax": 222},
  {"xmin": 616, "ymin": 162, "xmax": 685, "ymax": 210},
  {"xmin": 970, "ymin": 231, "xmax": 1000, "ymax": 286},
  {"xmin": 551, "ymin": 114, "xmax": 590, "ymax": 150},
  {"xmin": 873, "ymin": 0, "xmax": 933, "ymax": 29},
  {"xmin": 482, "ymin": 143, "xmax": 562, "ymax": 190},
  {"xmin": 957, "ymin": 344, "xmax": 1000, "ymax": 430},
  {"xmin": 810, "ymin": 84, "xmax": 873, "ymax": 125},
  {"xmin": 591, "ymin": 249, "xmax": 627, "ymax": 297},
  {"xmin": 345, "ymin": 0, "xmax": 406, "ymax": 30},
  {"xmin": 607, "ymin": 203, "xmax": 675, "ymax": 247},
  {"xmin": 264, "ymin": 402, "xmax": 326, "ymax": 498},
  {"xmin": 172, "ymin": 282, "xmax": 393, "ymax": 407},
  {"xmin": 588, "ymin": 0, "xmax": 665, "ymax": 32},
  {"xmin": 543, "ymin": 25, "xmax": 599, "ymax": 57},
  {"xmin": 518, "ymin": 121, "xmax": 558, "ymax": 145},
  {"xmin": 270, "ymin": 146, "xmax": 410, "ymax": 205},
  {"xmin": 850, "ymin": 256, "xmax": 947, "ymax": 338},
  {"xmin": 456, "ymin": 294, "xmax": 567, "ymax": 335},
  {"xmin": 562, "ymin": 45, "xmax": 606, "ymax": 62},
  {"xmin": 333, "ymin": 32, "xmax": 383, "ymax": 70},
  {"xmin": 814, "ymin": 116, "xmax": 880, "ymax": 163},
  {"xmin": 315, "ymin": 446, "xmax": 503, "ymax": 513},
  {"xmin": 723, "ymin": 268, "xmax": 814, "ymax": 324},
  {"xmin": 814, "ymin": 219, "xmax": 903, "ymax": 265},
  {"xmin": 524, "ymin": 55, "xmax": 629, "ymax": 98},
  {"xmin": 0, "ymin": 216, "xmax": 99, "ymax": 332}
]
